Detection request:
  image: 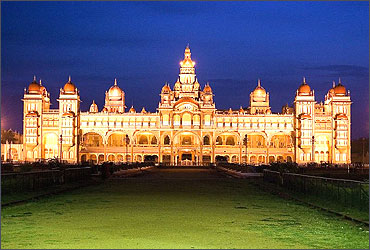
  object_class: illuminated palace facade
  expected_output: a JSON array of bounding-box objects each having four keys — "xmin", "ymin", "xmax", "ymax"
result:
[{"xmin": 20, "ymin": 46, "xmax": 352, "ymax": 165}]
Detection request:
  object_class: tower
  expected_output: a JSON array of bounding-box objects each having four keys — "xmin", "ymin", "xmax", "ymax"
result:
[
  {"xmin": 22, "ymin": 76, "xmax": 48, "ymax": 161},
  {"xmin": 294, "ymin": 77, "xmax": 316, "ymax": 163},
  {"xmin": 325, "ymin": 78, "xmax": 351, "ymax": 163},
  {"xmin": 58, "ymin": 76, "xmax": 81, "ymax": 162},
  {"xmin": 175, "ymin": 45, "xmax": 200, "ymax": 100}
]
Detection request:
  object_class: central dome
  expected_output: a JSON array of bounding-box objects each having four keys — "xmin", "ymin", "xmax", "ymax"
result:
[
  {"xmin": 252, "ymin": 79, "xmax": 266, "ymax": 97},
  {"xmin": 108, "ymin": 79, "xmax": 124, "ymax": 100}
]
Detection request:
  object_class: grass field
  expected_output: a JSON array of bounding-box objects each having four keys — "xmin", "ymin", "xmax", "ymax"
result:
[{"xmin": 1, "ymin": 168, "xmax": 369, "ymax": 249}]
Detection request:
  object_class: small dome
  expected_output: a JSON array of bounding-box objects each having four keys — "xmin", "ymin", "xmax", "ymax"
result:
[
  {"xmin": 39, "ymin": 80, "xmax": 46, "ymax": 94},
  {"xmin": 333, "ymin": 83, "xmax": 346, "ymax": 95},
  {"xmin": 300, "ymin": 113, "xmax": 311, "ymax": 119},
  {"xmin": 129, "ymin": 106, "xmax": 136, "ymax": 113},
  {"xmin": 161, "ymin": 84, "xmax": 171, "ymax": 93},
  {"xmin": 203, "ymin": 83, "xmax": 212, "ymax": 93},
  {"xmin": 108, "ymin": 79, "xmax": 124, "ymax": 100},
  {"xmin": 63, "ymin": 76, "xmax": 76, "ymax": 93},
  {"xmin": 26, "ymin": 111, "xmax": 39, "ymax": 117},
  {"xmin": 174, "ymin": 78, "xmax": 181, "ymax": 90},
  {"xmin": 89, "ymin": 100, "xmax": 98, "ymax": 113},
  {"xmin": 62, "ymin": 111, "xmax": 75, "ymax": 117},
  {"xmin": 336, "ymin": 113, "xmax": 348, "ymax": 119},
  {"xmin": 239, "ymin": 106, "xmax": 245, "ymax": 113},
  {"xmin": 141, "ymin": 107, "xmax": 147, "ymax": 114},
  {"xmin": 298, "ymin": 78, "xmax": 311, "ymax": 95},
  {"xmin": 28, "ymin": 76, "xmax": 40, "ymax": 94}
]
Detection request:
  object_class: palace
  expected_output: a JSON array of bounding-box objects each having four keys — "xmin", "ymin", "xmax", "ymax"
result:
[{"xmin": 9, "ymin": 46, "xmax": 352, "ymax": 165}]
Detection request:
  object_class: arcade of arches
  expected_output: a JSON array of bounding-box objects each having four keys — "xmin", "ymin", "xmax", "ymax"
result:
[{"xmin": 79, "ymin": 132, "xmax": 294, "ymax": 165}]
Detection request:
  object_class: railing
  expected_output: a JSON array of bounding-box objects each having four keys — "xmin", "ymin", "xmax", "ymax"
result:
[
  {"xmin": 1, "ymin": 167, "xmax": 92, "ymax": 193},
  {"xmin": 263, "ymin": 169, "xmax": 369, "ymax": 210}
]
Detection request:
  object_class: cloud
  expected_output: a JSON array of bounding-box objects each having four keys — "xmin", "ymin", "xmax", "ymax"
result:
[{"xmin": 303, "ymin": 65, "xmax": 369, "ymax": 78}]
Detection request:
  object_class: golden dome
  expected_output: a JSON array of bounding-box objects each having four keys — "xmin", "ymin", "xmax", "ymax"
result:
[
  {"xmin": 203, "ymin": 83, "xmax": 212, "ymax": 93},
  {"xmin": 108, "ymin": 79, "xmax": 124, "ymax": 100},
  {"xmin": 129, "ymin": 106, "xmax": 136, "ymax": 113},
  {"xmin": 298, "ymin": 77, "xmax": 311, "ymax": 95},
  {"xmin": 39, "ymin": 80, "xmax": 46, "ymax": 94},
  {"xmin": 26, "ymin": 111, "xmax": 39, "ymax": 117},
  {"xmin": 336, "ymin": 113, "xmax": 348, "ymax": 119},
  {"xmin": 161, "ymin": 84, "xmax": 171, "ymax": 93},
  {"xmin": 89, "ymin": 100, "xmax": 98, "ymax": 113},
  {"xmin": 252, "ymin": 79, "xmax": 266, "ymax": 97},
  {"xmin": 63, "ymin": 76, "xmax": 76, "ymax": 93},
  {"xmin": 300, "ymin": 113, "xmax": 311, "ymax": 119},
  {"xmin": 333, "ymin": 83, "xmax": 346, "ymax": 95},
  {"xmin": 28, "ymin": 76, "xmax": 40, "ymax": 93},
  {"xmin": 62, "ymin": 111, "xmax": 75, "ymax": 117}
]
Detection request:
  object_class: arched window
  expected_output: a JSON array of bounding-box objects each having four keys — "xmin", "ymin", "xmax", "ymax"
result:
[
  {"xmin": 226, "ymin": 136, "xmax": 235, "ymax": 145},
  {"xmin": 203, "ymin": 135, "xmax": 210, "ymax": 145},
  {"xmin": 138, "ymin": 135, "xmax": 148, "ymax": 144},
  {"xmin": 164, "ymin": 135, "xmax": 170, "ymax": 145},
  {"xmin": 216, "ymin": 136, "xmax": 223, "ymax": 145},
  {"xmin": 151, "ymin": 136, "xmax": 158, "ymax": 145}
]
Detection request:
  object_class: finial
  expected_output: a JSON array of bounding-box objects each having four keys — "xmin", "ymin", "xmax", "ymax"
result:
[
  {"xmin": 258, "ymin": 78, "xmax": 261, "ymax": 87},
  {"xmin": 186, "ymin": 43, "xmax": 190, "ymax": 49},
  {"xmin": 338, "ymin": 77, "xmax": 341, "ymax": 84},
  {"xmin": 114, "ymin": 78, "xmax": 117, "ymax": 86},
  {"xmin": 68, "ymin": 75, "xmax": 71, "ymax": 82},
  {"xmin": 332, "ymin": 80, "xmax": 336, "ymax": 88},
  {"xmin": 33, "ymin": 75, "xmax": 36, "ymax": 82},
  {"xmin": 303, "ymin": 76, "xmax": 306, "ymax": 84},
  {"xmin": 39, "ymin": 79, "xmax": 42, "ymax": 86},
  {"xmin": 92, "ymin": 100, "xmax": 95, "ymax": 104}
]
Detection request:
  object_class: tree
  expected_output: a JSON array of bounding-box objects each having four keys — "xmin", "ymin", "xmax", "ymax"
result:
[{"xmin": 1, "ymin": 129, "xmax": 16, "ymax": 144}]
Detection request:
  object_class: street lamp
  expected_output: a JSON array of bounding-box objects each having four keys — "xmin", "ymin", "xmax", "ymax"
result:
[
  {"xmin": 311, "ymin": 135, "xmax": 315, "ymax": 163},
  {"xmin": 59, "ymin": 134, "xmax": 63, "ymax": 163},
  {"xmin": 125, "ymin": 134, "xmax": 129, "ymax": 164},
  {"xmin": 243, "ymin": 135, "xmax": 248, "ymax": 165}
]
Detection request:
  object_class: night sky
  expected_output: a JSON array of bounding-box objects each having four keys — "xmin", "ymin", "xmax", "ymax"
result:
[{"xmin": 1, "ymin": 1, "xmax": 369, "ymax": 139}]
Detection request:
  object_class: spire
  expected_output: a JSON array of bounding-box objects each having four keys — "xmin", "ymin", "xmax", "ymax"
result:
[
  {"xmin": 338, "ymin": 77, "xmax": 342, "ymax": 85},
  {"xmin": 92, "ymin": 100, "xmax": 95, "ymax": 104},
  {"xmin": 114, "ymin": 78, "xmax": 117, "ymax": 86},
  {"xmin": 39, "ymin": 79, "xmax": 42, "ymax": 86},
  {"xmin": 33, "ymin": 75, "xmax": 36, "ymax": 82},
  {"xmin": 68, "ymin": 75, "xmax": 71, "ymax": 82},
  {"xmin": 332, "ymin": 80, "xmax": 336, "ymax": 88},
  {"xmin": 258, "ymin": 78, "xmax": 261, "ymax": 87},
  {"xmin": 303, "ymin": 76, "xmax": 306, "ymax": 84}
]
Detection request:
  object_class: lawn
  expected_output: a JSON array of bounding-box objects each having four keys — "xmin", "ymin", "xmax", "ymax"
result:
[{"xmin": 1, "ymin": 169, "xmax": 369, "ymax": 249}]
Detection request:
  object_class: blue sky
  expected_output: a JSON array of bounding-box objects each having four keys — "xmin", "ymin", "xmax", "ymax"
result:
[{"xmin": 1, "ymin": 1, "xmax": 369, "ymax": 138}]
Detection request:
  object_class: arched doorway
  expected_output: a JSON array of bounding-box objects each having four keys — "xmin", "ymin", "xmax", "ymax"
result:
[{"xmin": 43, "ymin": 133, "xmax": 58, "ymax": 159}]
